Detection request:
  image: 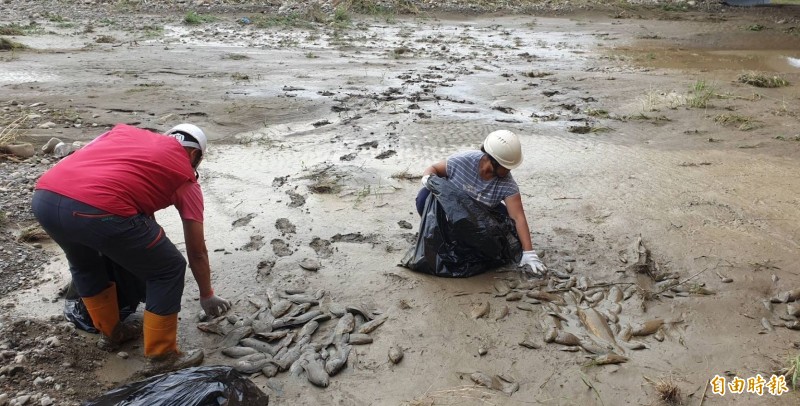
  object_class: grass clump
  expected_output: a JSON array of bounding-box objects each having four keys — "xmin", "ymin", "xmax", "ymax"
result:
[
  {"xmin": 687, "ymin": 80, "xmax": 715, "ymax": 108},
  {"xmin": 333, "ymin": 6, "xmax": 351, "ymax": 27},
  {"xmin": 0, "ymin": 25, "xmax": 25, "ymax": 36},
  {"xmin": 714, "ymin": 113, "xmax": 759, "ymax": 131},
  {"xmin": 0, "ymin": 37, "xmax": 27, "ymax": 51},
  {"xmin": 184, "ymin": 11, "xmax": 216, "ymax": 25},
  {"xmin": 231, "ymin": 73, "xmax": 250, "ymax": 81},
  {"xmin": 586, "ymin": 108, "xmax": 609, "ymax": 118},
  {"xmin": 223, "ymin": 53, "xmax": 249, "ymax": 60},
  {"xmin": 786, "ymin": 354, "xmax": 800, "ymax": 389},
  {"xmin": 746, "ymin": 24, "xmax": 766, "ymax": 31},
  {"xmin": 95, "ymin": 35, "xmax": 116, "ymax": 44},
  {"xmin": 738, "ymin": 72, "xmax": 790, "ymax": 88}
]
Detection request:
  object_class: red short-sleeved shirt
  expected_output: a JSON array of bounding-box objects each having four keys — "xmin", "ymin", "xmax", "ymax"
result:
[{"xmin": 36, "ymin": 124, "xmax": 204, "ymax": 222}]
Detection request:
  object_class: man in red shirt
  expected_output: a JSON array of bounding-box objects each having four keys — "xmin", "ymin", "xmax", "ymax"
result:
[{"xmin": 32, "ymin": 123, "xmax": 230, "ymax": 373}]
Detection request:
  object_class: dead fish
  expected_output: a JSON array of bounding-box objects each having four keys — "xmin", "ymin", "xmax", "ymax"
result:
[
  {"xmin": 772, "ymin": 288, "xmax": 800, "ymax": 304},
  {"xmin": 247, "ymin": 296, "xmax": 269, "ymax": 310},
  {"xmin": 559, "ymin": 346, "xmax": 581, "ymax": 352},
  {"xmin": 603, "ymin": 310, "xmax": 618, "ymax": 324},
  {"xmin": 284, "ymin": 288, "xmax": 306, "ymax": 295},
  {"xmin": 618, "ymin": 325, "xmax": 632, "ymax": 342},
  {"xmin": 281, "ymin": 294, "xmax": 319, "ymax": 305},
  {"xmin": 470, "ymin": 372, "xmax": 519, "ymax": 395},
  {"xmin": 544, "ymin": 328, "xmax": 581, "ymax": 346},
  {"xmin": 471, "ymin": 301, "xmax": 490, "ymax": 319},
  {"xmin": 655, "ymin": 279, "xmax": 679, "ymax": 291},
  {"xmin": 357, "ymin": 315, "xmax": 388, "ymax": 334},
  {"xmin": 608, "ymin": 303, "xmax": 622, "ymax": 315},
  {"xmin": 303, "ymin": 356, "xmax": 329, "ymax": 387},
  {"xmin": 523, "ymin": 297, "xmax": 542, "ymax": 305},
  {"xmin": 779, "ymin": 314, "xmax": 797, "ymax": 322},
  {"xmin": 505, "ymin": 292, "xmax": 523, "ymax": 301},
  {"xmin": 273, "ymin": 310, "xmax": 323, "ymax": 329},
  {"xmin": 255, "ymin": 330, "xmax": 288, "ymax": 342},
  {"xmin": 577, "ymin": 308, "xmax": 620, "ymax": 352},
  {"xmin": 585, "ymin": 291, "xmax": 604, "ymax": 304},
  {"xmin": 552, "ymin": 270, "xmax": 571, "ymax": 279},
  {"xmin": 516, "ymin": 303, "xmax": 535, "ymax": 312},
  {"xmin": 285, "ymin": 303, "xmax": 312, "ymax": 318},
  {"xmin": 325, "ymin": 344, "xmax": 351, "ymax": 375},
  {"xmin": 299, "ymin": 258, "xmax": 321, "ymax": 271},
  {"xmin": 563, "ymin": 293, "xmax": 577, "ymax": 307},
  {"xmin": 785, "ymin": 321, "xmax": 800, "ymax": 330},
  {"xmin": 565, "ymin": 276, "xmax": 577, "ymax": 290},
  {"xmin": 240, "ymin": 337, "xmax": 280, "ymax": 356},
  {"xmin": 653, "ymin": 329, "xmax": 665, "ymax": 342},
  {"xmin": 630, "ymin": 319, "xmax": 664, "ymax": 337},
  {"xmin": 271, "ymin": 300, "xmax": 293, "ymax": 318},
  {"xmin": 527, "ymin": 290, "xmax": 565, "ymax": 305},
  {"xmin": 251, "ymin": 319, "xmax": 273, "ymax": 335},
  {"xmin": 234, "ymin": 353, "xmax": 273, "ymax": 374},
  {"xmin": 346, "ymin": 304, "xmax": 375, "ymax": 321},
  {"xmin": 607, "ymin": 286, "xmax": 623, "ymax": 303},
  {"xmin": 328, "ymin": 303, "xmax": 346, "ymax": 317},
  {"xmin": 354, "ymin": 314, "xmax": 366, "ymax": 329},
  {"xmin": 222, "ymin": 346, "xmax": 259, "ymax": 358},
  {"xmin": 492, "ymin": 305, "xmax": 510, "ymax": 321},
  {"xmin": 348, "ymin": 333, "xmax": 373, "ymax": 345},
  {"xmin": 577, "ymin": 276, "xmax": 589, "ymax": 291},
  {"xmin": 261, "ymin": 363, "xmax": 279, "ymax": 378},
  {"xmin": 592, "ymin": 353, "xmax": 628, "ymax": 365},
  {"xmin": 623, "ymin": 286, "xmax": 636, "ymax": 300},
  {"xmin": 621, "ymin": 341, "xmax": 648, "ymax": 351},
  {"xmin": 494, "ymin": 280, "xmax": 511, "ymax": 296},
  {"xmin": 214, "ymin": 326, "xmax": 253, "ymax": 351},
  {"xmin": 579, "ymin": 339, "xmax": 610, "ymax": 355},
  {"xmin": 388, "ymin": 345, "xmax": 404, "ymax": 364},
  {"xmin": 761, "ymin": 317, "xmax": 774, "ymax": 332},
  {"xmin": 519, "ymin": 339, "xmax": 540, "ymax": 349},
  {"xmin": 295, "ymin": 320, "xmax": 319, "ymax": 341},
  {"xmin": 197, "ymin": 321, "xmax": 227, "ymax": 336},
  {"xmin": 788, "ymin": 305, "xmax": 800, "ymax": 317},
  {"xmin": 335, "ymin": 312, "xmax": 356, "ymax": 336},
  {"xmin": 313, "ymin": 289, "xmax": 325, "ymax": 300}
]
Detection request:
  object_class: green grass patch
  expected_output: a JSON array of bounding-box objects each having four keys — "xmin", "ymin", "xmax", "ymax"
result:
[
  {"xmin": 688, "ymin": 80, "xmax": 715, "ymax": 108},
  {"xmin": 222, "ymin": 53, "xmax": 249, "ymax": 60},
  {"xmin": 714, "ymin": 113, "xmax": 759, "ymax": 131},
  {"xmin": 0, "ymin": 37, "xmax": 27, "ymax": 50},
  {"xmin": 95, "ymin": 35, "xmax": 116, "ymax": 44},
  {"xmin": 586, "ymin": 108, "xmax": 609, "ymax": 118},
  {"xmin": 746, "ymin": 24, "xmax": 765, "ymax": 31},
  {"xmin": 231, "ymin": 72, "xmax": 250, "ymax": 81},
  {"xmin": 738, "ymin": 72, "xmax": 790, "ymax": 88},
  {"xmin": 333, "ymin": 6, "xmax": 351, "ymax": 28},
  {"xmin": 184, "ymin": 11, "xmax": 216, "ymax": 25},
  {"xmin": 45, "ymin": 13, "xmax": 67, "ymax": 23},
  {"xmin": 0, "ymin": 25, "xmax": 25, "ymax": 36},
  {"xmin": 140, "ymin": 24, "xmax": 164, "ymax": 38}
]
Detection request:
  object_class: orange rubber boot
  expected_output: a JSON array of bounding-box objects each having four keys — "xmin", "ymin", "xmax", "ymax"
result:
[
  {"xmin": 82, "ymin": 283, "xmax": 119, "ymax": 337},
  {"xmin": 143, "ymin": 311, "xmax": 203, "ymax": 376},
  {"xmin": 143, "ymin": 310, "xmax": 178, "ymax": 357}
]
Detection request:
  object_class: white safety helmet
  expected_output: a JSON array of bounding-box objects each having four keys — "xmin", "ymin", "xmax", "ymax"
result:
[
  {"xmin": 483, "ymin": 129, "xmax": 522, "ymax": 170},
  {"xmin": 166, "ymin": 123, "xmax": 207, "ymax": 155}
]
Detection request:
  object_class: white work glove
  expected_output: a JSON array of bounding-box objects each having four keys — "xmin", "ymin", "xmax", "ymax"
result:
[
  {"xmin": 421, "ymin": 174, "xmax": 431, "ymax": 189},
  {"xmin": 200, "ymin": 292, "xmax": 231, "ymax": 317},
  {"xmin": 519, "ymin": 250, "xmax": 547, "ymax": 276}
]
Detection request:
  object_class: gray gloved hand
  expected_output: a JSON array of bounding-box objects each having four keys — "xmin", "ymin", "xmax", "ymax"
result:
[
  {"xmin": 519, "ymin": 250, "xmax": 546, "ymax": 276},
  {"xmin": 421, "ymin": 174, "xmax": 431, "ymax": 189},
  {"xmin": 200, "ymin": 293, "xmax": 231, "ymax": 317}
]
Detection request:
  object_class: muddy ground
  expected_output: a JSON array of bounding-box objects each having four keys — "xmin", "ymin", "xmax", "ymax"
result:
[{"xmin": 2, "ymin": 0, "xmax": 800, "ymax": 405}]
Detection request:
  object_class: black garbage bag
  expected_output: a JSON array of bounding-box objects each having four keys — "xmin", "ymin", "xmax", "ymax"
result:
[
  {"xmin": 64, "ymin": 256, "xmax": 146, "ymax": 333},
  {"xmin": 83, "ymin": 366, "xmax": 269, "ymax": 406},
  {"xmin": 401, "ymin": 176, "xmax": 522, "ymax": 277}
]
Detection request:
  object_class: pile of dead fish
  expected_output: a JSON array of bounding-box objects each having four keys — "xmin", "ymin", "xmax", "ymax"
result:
[
  {"xmin": 764, "ymin": 288, "xmax": 800, "ymax": 332},
  {"xmin": 480, "ymin": 239, "xmax": 713, "ymax": 366},
  {"xmin": 196, "ymin": 288, "xmax": 393, "ymax": 387}
]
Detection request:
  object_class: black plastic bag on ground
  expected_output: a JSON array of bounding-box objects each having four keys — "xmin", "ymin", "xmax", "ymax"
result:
[
  {"xmin": 82, "ymin": 366, "xmax": 269, "ymax": 406},
  {"xmin": 401, "ymin": 176, "xmax": 522, "ymax": 277},
  {"xmin": 64, "ymin": 256, "xmax": 146, "ymax": 333}
]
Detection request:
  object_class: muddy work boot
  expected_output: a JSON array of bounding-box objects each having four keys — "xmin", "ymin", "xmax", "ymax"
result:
[
  {"xmin": 143, "ymin": 349, "xmax": 204, "ymax": 377},
  {"xmin": 96, "ymin": 319, "xmax": 143, "ymax": 352}
]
